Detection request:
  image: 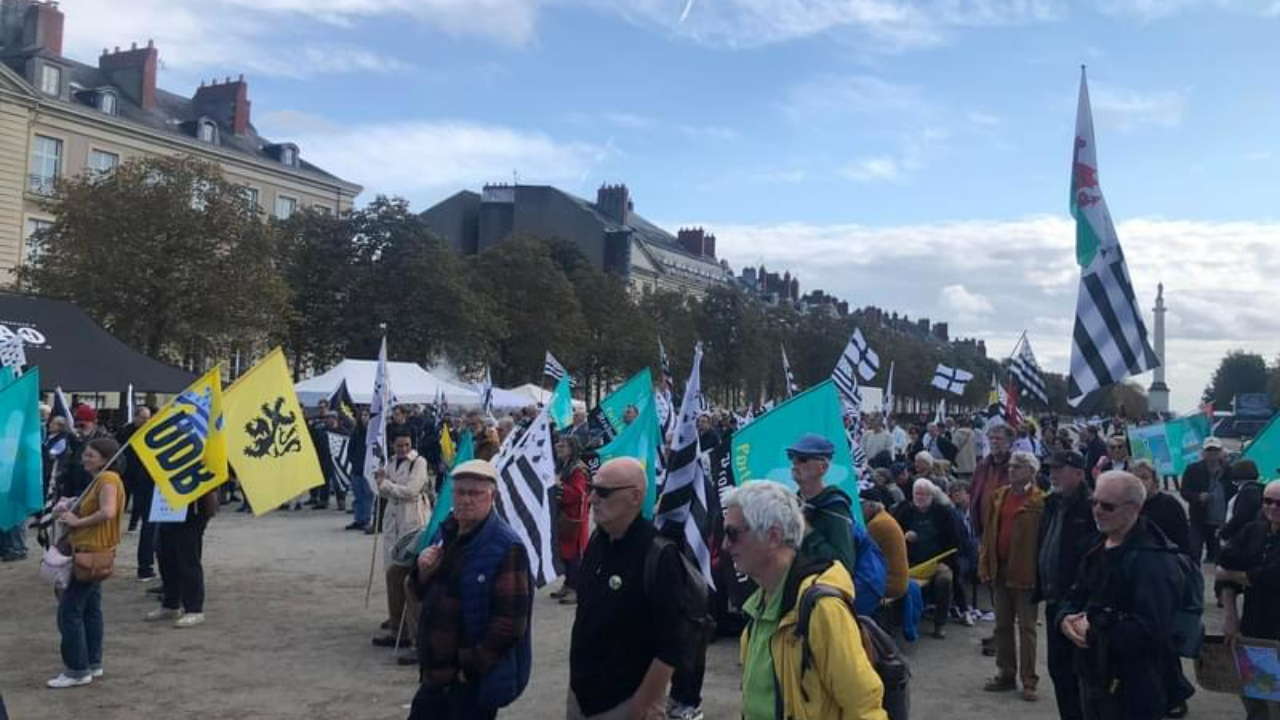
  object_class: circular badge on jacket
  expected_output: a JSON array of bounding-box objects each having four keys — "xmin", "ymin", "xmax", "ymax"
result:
[{"xmin": 608, "ymin": 574, "xmax": 622, "ymax": 590}]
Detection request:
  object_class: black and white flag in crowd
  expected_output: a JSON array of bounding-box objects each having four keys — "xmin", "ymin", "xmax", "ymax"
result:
[
  {"xmin": 327, "ymin": 431, "xmax": 352, "ymax": 493},
  {"xmin": 1067, "ymin": 68, "xmax": 1159, "ymax": 406},
  {"xmin": 831, "ymin": 364, "xmax": 864, "ymax": 417},
  {"xmin": 0, "ymin": 334, "xmax": 25, "ymax": 371},
  {"xmin": 655, "ymin": 343, "xmax": 715, "ymax": 588},
  {"xmin": 492, "ymin": 408, "xmax": 559, "ymax": 588},
  {"xmin": 52, "ymin": 386, "xmax": 74, "ymax": 428},
  {"xmin": 1009, "ymin": 336, "xmax": 1049, "ymax": 404},
  {"xmin": 781, "ymin": 345, "xmax": 798, "ymax": 399},
  {"xmin": 543, "ymin": 351, "xmax": 572, "ymax": 387},
  {"xmin": 123, "ymin": 383, "xmax": 135, "ymax": 425},
  {"xmin": 881, "ymin": 361, "xmax": 895, "ymax": 419},
  {"xmin": 934, "ymin": 399, "xmax": 946, "ymax": 427},
  {"xmin": 362, "ymin": 336, "xmax": 393, "ymax": 493},
  {"xmin": 658, "ymin": 339, "xmax": 673, "ymax": 392},
  {"xmin": 839, "ymin": 327, "xmax": 880, "ymax": 383},
  {"xmin": 931, "ymin": 364, "xmax": 973, "ymax": 396},
  {"xmin": 479, "ymin": 366, "xmax": 494, "ymax": 416},
  {"xmin": 433, "ymin": 387, "xmax": 448, "ymax": 418},
  {"xmin": 327, "ymin": 378, "xmax": 356, "ymax": 423}
]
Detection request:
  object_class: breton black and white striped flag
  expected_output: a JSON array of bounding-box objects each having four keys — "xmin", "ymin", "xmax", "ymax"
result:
[
  {"xmin": 1067, "ymin": 69, "xmax": 1159, "ymax": 406},
  {"xmin": 931, "ymin": 364, "xmax": 973, "ymax": 396},
  {"xmin": 327, "ymin": 432, "xmax": 352, "ymax": 493},
  {"xmin": 1009, "ymin": 336, "xmax": 1049, "ymax": 404},
  {"xmin": 479, "ymin": 366, "xmax": 494, "ymax": 416},
  {"xmin": 493, "ymin": 408, "xmax": 559, "ymax": 588},
  {"xmin": 881, "ymin": 361, "xmax": 895, "ymax": 419},
  {"xmin": 655, "ymin": 343, "xmax": 715, "ymax": 588},
  {"xmin": 543, "ymin": 351, "xmax": 571, "ymax": 386},
  {"xmin": 781, "ymin": 345, "xmax": 798, "ymax": 398}
]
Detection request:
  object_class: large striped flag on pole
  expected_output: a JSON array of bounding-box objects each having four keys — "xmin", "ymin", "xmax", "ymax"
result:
[
  {"xmin": 492, "ymin": 407, "xmax": 560, "ymax": 588},
  {"xmin": 1067, "ymin": 67, "xmax": 1159, "ymax": 405},
  {"xmin": 1009, "ymin": 335, "xmax": 1049, "ymax": 404},
  {"xmin": 654, "ymin": 343, "xmax": 715, "ymax": 588}
]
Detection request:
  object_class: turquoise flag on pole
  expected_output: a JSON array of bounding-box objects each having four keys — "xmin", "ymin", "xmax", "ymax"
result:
[
  {"xmin": 596, "ymin": 393, "xmax": 661, "ymax": 518},
  {"xmin": 1244, "ymin": 414, "xmax": 1280, "ymax": 483},
  {"xmin": 417, "ymin": 431, "xmax": 475, "ymax": 553},
  {"xmin": 731, "ymin": 379, "xmax": 864, "ymax": 525},
  {"xmin": 549, "ymin": 375, "xmax": 574, "ymax": 429},
  {"xmin": 0, "ymin": 368, "xmax": 43, "ymax": 532},
  {"xmin": 599, "ymin": 368, "xmax": 653, "ymax": 435}
]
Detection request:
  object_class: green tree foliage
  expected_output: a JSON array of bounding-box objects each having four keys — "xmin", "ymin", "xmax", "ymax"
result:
[
  {"xmin": 1203, "ymin": 350, "xmax": 1268, "ymax": 408},
  {"xmin": 17, "ymin": 157, "xmax": 287, "ymax": 363}
]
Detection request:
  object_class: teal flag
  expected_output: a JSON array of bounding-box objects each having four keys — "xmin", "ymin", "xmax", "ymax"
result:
[
  {"xmin": 1244, "ymin": 414, "xmax": 1280, "ymax": 483},
  {"xmin": 600, "ymin": 368, "xmax": 653, "ymax": 434},
  {"xmin": 0, "ymin": 368, "xmax": 43, "ymax": 532},
  {"xmin": 1128, "ymin": 423, "xmax": 1176, "ymax": 476},
  {"xmin": 596, "ymin": 393, "xmax": 661, "ymax": 518},
  {"xmin": 1128, "ymin": 415, "xmax": 1212, "ymax": 477},
  {"xmin": 549, "ymin": 375, "xmax": 574, "ymax": 429},
  {"xmin": 731, "ymin": 380, "xmax": 864, "ymax": 525},
  {"xmin": 416, "ymin": 431, "xmax": 475, "ymax": 553}
]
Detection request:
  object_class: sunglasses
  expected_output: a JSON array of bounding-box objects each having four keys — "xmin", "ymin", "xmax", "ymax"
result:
[
  {"xmin": 787, "ymin": 453, "xmax": 826, "ymax": 464},
  {"xmin": 1262, "ymin": 498, "xmax": 1280, "ymax": 507},
  {"xmin": 723, "ymin": 525, "xmax": 749, "ymax": 544},
  {"xmin": 587, "ymin": 483, "xmax": 625, "ymax": 499},
  {"xmin": 1090, "ymin": 498, "xmax": 1132, "ymax": 513}
]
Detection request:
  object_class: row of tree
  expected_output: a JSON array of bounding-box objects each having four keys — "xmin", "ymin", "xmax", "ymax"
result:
[{"xmin": 21, "ymin": 157, "xmax": 1148, "ymax": 416}]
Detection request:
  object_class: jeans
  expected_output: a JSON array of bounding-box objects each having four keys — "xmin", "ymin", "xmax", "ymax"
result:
[
  {"xmin": 1045, "ymin": 602, "xmax": 1084, "ymax": 720},
  {"xmin": 993, "ymin": 569, "xmax": 1039, "ymax": 687},
  {"xmin": 58, "ymin": 578, "xmax": 103, "ymax": 677},
  {"xmin": 1188, "ymin": 522, "xmax": 1220, "ymax": 564},
  {"xmin": 408, "ymin": 682, "xmax": 496, "ymax": 720},
  {"xmin": 351, "ymin": 475, "xmax": 373, "ymax": 527},
  {"xmin": 158, "ymin": 522, "xmax": 205, "ymax": 613}
]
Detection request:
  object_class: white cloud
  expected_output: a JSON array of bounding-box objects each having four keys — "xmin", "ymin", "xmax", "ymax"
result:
[
  {"xmin": 683, "ymin": 215, "xmax": 1280, "ymax": 412},
  {"xmin": 1095, "ymin": 0, "xmax": 1279, "ymax": 20},
  {"xmin": 1090, "ymin": 84, "xmax": 1189, "ymax": 131},
  {"xmin": 257, "ymin": 112, "xmax": 608, "ymax": 200},
  {"xmin": 842, "ymin": 156, "xmax": 915, "ymax": 183}
]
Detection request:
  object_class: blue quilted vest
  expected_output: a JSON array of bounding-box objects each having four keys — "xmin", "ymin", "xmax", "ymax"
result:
[{"xmin": 459, "ymin": 511, "xmax": 533, "ymax": 709}]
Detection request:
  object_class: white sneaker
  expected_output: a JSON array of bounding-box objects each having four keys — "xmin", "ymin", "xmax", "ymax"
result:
[
  {"xmin": 91, "ymin": 666, "xmax": 104, "ymax": 678},
  {"xmin": 47, "ymin": 673, "xmax": 92, "ymax": 689},
  {"xmin": 145, "ymin": 608, "xmax": 183, "ymax": 622},
  {"xmin": 174, "ymin": 612, "xmax": 205, "ymax": 628},
  {"xmin": 667, "ymin": 702, "xmax": 704, "ymax": 720}
]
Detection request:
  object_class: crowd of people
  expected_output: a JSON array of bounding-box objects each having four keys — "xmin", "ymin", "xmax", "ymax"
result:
[{"xmin": 15, "ymin": 392, "xmax": 1280, "ymax": 720}]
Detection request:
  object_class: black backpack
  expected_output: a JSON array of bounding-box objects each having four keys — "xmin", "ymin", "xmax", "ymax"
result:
[
  {"xmin": 795, "ymin": 584, "xmax": 911, "ymax": 720},
  {"xmin": 642, "ymin": 536, "xmax": 717, "ymax": 670}
]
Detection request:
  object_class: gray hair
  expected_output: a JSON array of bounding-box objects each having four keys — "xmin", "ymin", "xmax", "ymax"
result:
[
  {"xmin": 722, "ymin": 481, "xmax": 806, "ymax": 548},
  {"xmin": 913, "ymin": 450, "xmax": 934, "ymax": 466},
  {"xmin": 1097, "ymin": 470, "xmax": 1147, "ymax": 504},
  {"xmin": 1129, "ymin": 458, "xmax": 1157, "ymax": 480},
  {"xmin": 911, "ymin": 477, "xmax": 951, "ymax": 505},
  {"xmin": 1009, "ymin": 450, "xmax": 1041, "ymax": 473}
]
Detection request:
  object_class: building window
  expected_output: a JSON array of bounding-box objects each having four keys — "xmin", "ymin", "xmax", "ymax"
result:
[
  {"xmin": 24, "ymin": 218, "xmax": 53, "ymax": 265},
  {"xmin": 198, "ymin": 120, "xmax": 217, "ymax": 143},
  {"xmin": 99, "ymin": 91, "xmax": 117, "ymax": 115},
  {"xmin": 40, "ymin": 64, "xmax": 60, "ymax": 96},
  {"xmin": 29, "ymin": 135, "xmax": 61, "ymax": 195},
  {"xmin": 313, "ymin": 203, "xmax": 333, "ymax": 215},
  {"xmin": 280, "ymin": 146, "xmax": 297, "ymax": 167},
  {"xmin": 274, "ymin": 195, "xmax": 297, "ymax": 219},
  {"xmin": 89, "ymin": 149, "xmax": 119, "ymax": 175},
  {"xmin": 241, "ymin": 187, "xmax": 259, "ymax": 209}
]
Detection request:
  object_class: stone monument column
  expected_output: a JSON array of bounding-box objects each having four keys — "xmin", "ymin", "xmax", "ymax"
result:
[{"xmin": 1148, "ymin": 282, "xmax": 1170, "ymax": 414}]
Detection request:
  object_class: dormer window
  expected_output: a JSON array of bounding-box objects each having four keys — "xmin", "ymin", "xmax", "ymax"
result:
[
  {"xmin": 198, "ymin": 120, "xmax": 217, "ymax": 143},
  {"xmin": 280, "ymin": 146, "xmax": 297, "ymax": 166},
  {"xmin": 40, "ymin": 64, "xmax": 60, "ymax": 96},
  {"xmin": 98, "ymin": 91, "xmax": 117, "ymax": 115}
]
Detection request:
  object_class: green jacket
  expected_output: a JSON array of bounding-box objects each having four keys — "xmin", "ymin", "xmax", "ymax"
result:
[{"xmin": 799, "ymin": 485, "xmax": 857, "ymax": 576}]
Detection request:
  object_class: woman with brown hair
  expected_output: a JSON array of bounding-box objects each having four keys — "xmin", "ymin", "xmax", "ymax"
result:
[
  {"xmin": 552, "ymin": 435, "xmax": 591, "ymax": 605},
  {"xmin": 48, "ymin": 436, "xmax": 124, "ymax": 689}
]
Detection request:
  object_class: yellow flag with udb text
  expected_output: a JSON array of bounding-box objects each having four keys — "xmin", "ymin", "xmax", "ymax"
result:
[
  {"xmin": 224, "ymin": 348, "xmax": 324, "ymax": 515},
  {"xmin": 129, "ymin": 368, "xmax": 229, "ymax": 509}
]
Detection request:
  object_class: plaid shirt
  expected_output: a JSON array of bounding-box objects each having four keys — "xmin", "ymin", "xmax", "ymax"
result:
[{"xmin": 413, "ymin": 514, "xmax": 531, "ymax": 688}]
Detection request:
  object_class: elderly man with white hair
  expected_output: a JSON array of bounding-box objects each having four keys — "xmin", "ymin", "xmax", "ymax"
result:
[
  {"xmin": 725, "ymin": 481, "xmax": 888, "ymax": 720},
  {"xmin": 893, "ymin": 477, "xmax": 962, "ymax": 638}
]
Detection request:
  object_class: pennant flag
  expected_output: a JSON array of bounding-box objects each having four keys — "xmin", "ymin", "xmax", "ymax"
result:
[
  {"xmin": 1009, "ymin": 336, "xmax": 1049, "ymax": 404},
  {"xmin": 881, "ymin": 361, "xmax": 895, "ymax": 419},
  {"xmin": 52, "ymin": 386, "xmax": 74, "ymax": 427},
  {"xmin": 0, "ymin": 368, "xmax": 43, "ymax": 532},
  {"xmin": 548, "ymin": 374, "xmax": 574, "ymax": 429},
  {"xmin": 1067, "ymin": 68, "xmax": 1159, "ymax": 406},
  {"xmin": 654, "ymin": 343, "xmax": 715, "ymax": 587},
  {"xmin": 595, "ymin": 390, "xmax": 662, "ymax": 517},
  {"xmin": 478, "ymin": 366, "xmax": 494, "ymax": 416},
  {"xmin": 492, "ymin": 408, "xmax": 560, "ymax": 587},
  {"xmin": 781, "ymin": 345, "xmax": 798, "ymax": 399},
  {"xmin": 931, "ymin": 364, "xmax": 973, "ymax": 396},
  {"xmin": 224, "ymin": 348, "xmax": 324, "ymax": 515},
  {"xmin": 731, "ymin": 380, "xmax": 864, "ymax": 525},
  {"xmin": 417, "ymin": 431, "xmax": 475, "ymax": 553},
  {"xmin": 129, "ymin": 368, "xmax": 229, "ymax": 508},
  {"xmin": 363, "ymin": 337, "xmax": 393, "ymax": 493},
  {"xmin": 327, "ymin": 378, "xmax": 356, "ymax": 423},
  {"xmin": 0, "ymin": 334, "xmax": 26, "ymax": 371},
  {"xmin": 123, "ymin": 383, "xmax": 135, "ymax": 425}
]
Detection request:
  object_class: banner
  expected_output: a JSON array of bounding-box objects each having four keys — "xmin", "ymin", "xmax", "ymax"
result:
[
  {"xmin": 1128, "ymin": 423, "xmax": 1177, "ymax": 477},
  {"xmin": 548, "ymin": 374, "xmax": 574, "ymax": 429},
  {"xmin": 0, "ymin": 368, "xmax": 42, "ymax": 532},
  {"xmin": 598, "ymin": 368, "xmax": 653, "ymax": 435},
  {"xmin": 730, "ymin": 380, "xmax": 864, "ymax": 525},
  {"xmin": 129, "ymin": 368, "xmax": 228, "ymax": 509},
  {"xmin": 594, "ymin": 390, "xmax": 661, "ymax": 518},
  {"xmin": 1127, "ymin": 414, "xmax": 1212, "ymax": 477},
  {"xmin": 224, "ymin": 349, "xmax": 324, "ymax": 515}
]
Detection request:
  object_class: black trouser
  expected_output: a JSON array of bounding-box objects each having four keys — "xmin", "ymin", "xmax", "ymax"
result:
[
  {"xmin": 137, "ymin": 520, "xmax": 157, "ymax": 577},
  {"xmin": 158, "ymin": 522, "xmax": 205, "ymax": 613},
  {"xmin": 670, "ymin": 624, "xmax": 711, "ymax": 707},
  {"xmin": 1188, "ymin": 521, "xmax": 1220, "ymax": 564},
  {"xmin": 408, "ymin": 682, "xmax": 496, "ymax": 720},
  {"xmin": 1045, "ymin": 602, "xmax": 1083, "ymax": 720}
]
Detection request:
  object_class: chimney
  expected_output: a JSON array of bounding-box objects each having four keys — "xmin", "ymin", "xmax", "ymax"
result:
[
  {"xmin": 596, "ymin": 183, "xmax": 630, "ymax": 226},
  {"xmin": 677, "ymin": 227, "xmax": 704, "ymax": 255},
  {"xmin": 192, "ymin": 74, "xmax": 251, "ymax": 136},
  {"xmin": 99, "ymin": 40, "xmax": 157, "ymax": 111},
  {"xmin": 704, "ymin": 232, "xmax": 716, "ymax": 259},
  {"xmin": 24, "ymin": 1, "xmax": 63, "ymax": 55}
]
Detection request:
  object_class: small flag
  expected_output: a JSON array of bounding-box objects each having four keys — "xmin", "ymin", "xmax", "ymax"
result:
[
  {"xmin": 781, "ymin": 345, "xmax": 798, "ymax": 399},
  {"xmin": 123, "ymin": 383, "xmax": 135, "ymax": 425},
  {"xmin": 129, "ymin": 368, "xmax": 229, "ymax": 508},
  {"xmin": 1009, "ymin": 336, "xmax": 1049, "ymax": 404},
  {"xmin": 548, "ymin": 374, "xmax": 574, "ymax": 429},
  {"xmin": 654, "ymin": 343, "xmax": 715, "ymax": 588},
  {"xmin": 881, "ymin": 361, "xmax": 895, "ymax": 419},
  {"xmin": 492, "ymin": 408, "xmax": 559, "ymax": 588},
  {"xmin": 596, "ymin": 392, "xmax": 661, "ymax": 517},
  {"xmin": 327, "ymin": 378, "xmax": 356, "ymax": 423},
  {"xmin": 658, "ymin": 339, "xmax": 674, "ymax": 395},
  {"xmin": 1067, "ymin": 67, "xmax": 1159, "ymax": 405},
  {"xmin": 934, "ymin": 399, "xmax": 946, "ymax": 427},
  {"xmin": 363, "ymin": 337, "xmax": 393, "ymax": 493},
  {"xmin": 543, "ymin": 351, "xmax": 572, "ymax": 386},
  {"xmin": 931, "ymin": 364, "xmax": 973, "ymax": 396},
  {"xmin": 832, "ymin": 329, "xmax": 876, "ymax": 415},
  {"xmin": 479, "ymin": 366, "xmax": 494, "ymax": 416}
]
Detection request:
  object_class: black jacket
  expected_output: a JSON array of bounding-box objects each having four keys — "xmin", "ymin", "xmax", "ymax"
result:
[
  {"xmin": 1058, "ymin": 518, "xmax": 1182, "ymax": 720},
  {"xmin": 1222, "ymin": 481, "xmax": 1265, "ymax": 544},
  {"xmin": 1216, "ymin": 519, "xmax": 1280, "ymax": 640},
  {"xmin": 1141, "ymin": 493, "xmax": 1190, "ymax": 554},
  {"xmin": 892, "ymin": 501, "xmax": 961, "ymax": 567},
  {"xmin": 1083, "ymin": 437, "xmax": 1107, "ymax": 481},
  {"xmin": 1035, "ymin": 488, "xmax": 1098, "ymax": 604},
  {"xmin": 1179, "ymin": 460, "xmax": 1235, "ymax": 526}
]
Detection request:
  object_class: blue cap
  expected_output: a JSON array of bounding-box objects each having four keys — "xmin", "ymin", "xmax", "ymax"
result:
[{"xmin": 786, "ymin": 433, "xmax": 835, "ymax": 459}]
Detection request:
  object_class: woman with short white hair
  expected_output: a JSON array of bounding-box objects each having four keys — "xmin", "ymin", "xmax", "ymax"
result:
[{"xmin": 893, "ymin": 476, "xmax": 962, "ymax": 638}]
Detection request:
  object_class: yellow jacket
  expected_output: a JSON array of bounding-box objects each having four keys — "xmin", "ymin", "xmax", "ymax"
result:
[{"xmin": 740, "ymin": 561, "xmax": 889, "ymax": 720}]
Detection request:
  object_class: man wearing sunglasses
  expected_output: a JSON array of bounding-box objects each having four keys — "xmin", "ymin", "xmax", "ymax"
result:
[
  {"xmin": 1091, "ymin": 434, "xmax": 1131, "ymax": 482},
  {"xmin": 1057, "ymin": 471, "xmax": 1183, "ymax": 720},
  {"xmin": 569, "ymin": 458, "xmax": 685, "ymax": 720},
  {"xmin": 787, "ymin": 434, "xmax": 856, "ymax": 576}
]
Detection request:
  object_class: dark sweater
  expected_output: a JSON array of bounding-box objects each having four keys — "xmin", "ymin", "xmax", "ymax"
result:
[{"xmin": 1141, "ymin": 492, "xmax": 1190, "ymax": 554}]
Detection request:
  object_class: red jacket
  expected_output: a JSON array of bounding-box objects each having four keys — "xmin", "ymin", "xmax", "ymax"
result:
[{"xmin": 558, "ymin": 464, "xmax": 591, "ymax": 560}]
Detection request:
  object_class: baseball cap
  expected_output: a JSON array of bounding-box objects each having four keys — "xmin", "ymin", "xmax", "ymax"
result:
[
  {"xmin": 73, "ymin": 405, "xmax": 97, "ymax": 423},
  {"xmin": 1202, "ymin": 437, "xmax": 1224, "ymax": 451},
  {"xmin": 786, "ymin": 433, "xmax": 835, "ymax": 459},
  {"xmin": 1049, "ymin": 450, "xmax": 1086, "ymax": 470}
]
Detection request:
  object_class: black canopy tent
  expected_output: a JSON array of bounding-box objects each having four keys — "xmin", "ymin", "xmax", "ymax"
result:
[{"xmin": 0, "ymin": 292, "xmax": 194, "ymax": 392}]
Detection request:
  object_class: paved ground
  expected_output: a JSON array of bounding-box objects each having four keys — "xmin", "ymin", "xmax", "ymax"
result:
[{"xmin": 0, "ymin": 507, "xmax": 1243, "ymax": 720}]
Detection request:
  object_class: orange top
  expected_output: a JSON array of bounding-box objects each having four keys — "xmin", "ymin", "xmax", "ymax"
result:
[{"xmin": 70, "ymin": 471, "xmax": 125, "ymax": 552}]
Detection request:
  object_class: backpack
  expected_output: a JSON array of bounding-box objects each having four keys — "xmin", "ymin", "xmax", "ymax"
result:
[
  {"xmin": 1135, "ymin": 543, "xmax": 1205, "ymax": 659},
  {"xmin": 795, "ymin": 584, "xmax": 910, "ymax": 720},
  {"xmin": 809, "ymin": 491, "xmax": 888, "ymax": 615},
  {"xmin": 643, "ymin": 535, "xmax": 716, "ymax": 670}
]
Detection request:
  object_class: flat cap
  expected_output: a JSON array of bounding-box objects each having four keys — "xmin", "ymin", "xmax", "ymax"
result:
[{"xmin": 786, "ymin": 433, "xmax": 835, "ymax": 459}]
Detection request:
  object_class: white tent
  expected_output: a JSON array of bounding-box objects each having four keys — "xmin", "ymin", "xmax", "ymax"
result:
[
  {"xmin": 492, "ymin": 383, "xmax": 587, "ymax": 411},
  {"xmin": 295, "ymin": 359, "xmax": 479, "ymax": 407}
]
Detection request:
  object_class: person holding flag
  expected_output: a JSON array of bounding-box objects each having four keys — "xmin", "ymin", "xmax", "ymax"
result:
[{"xmin": 371, "ymin": 430, "xmax": 431, "ymax": 652}]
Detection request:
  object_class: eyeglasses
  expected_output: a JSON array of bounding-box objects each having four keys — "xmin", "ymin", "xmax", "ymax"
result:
[
  {"xmin": 1090, "ymin": 498, "xmax": 1133, "ymax": 513},
  {"xmin": 1107, "ymin": 444, "xmax": 1126, "ymax": 450},
  {"xmin": 1262, "ymin": 498, "xmax": 1280, "ymax": 507},
  {"xmin": 787, "ymin": 453, "xmax": 825, "ymax": 464},
  {"xmin": 723, "ymin": 525, "xmax": 750, "ymax": 544},
  {"xmin": 587, "ymin": 483, "xmax": 624, "ymax": 499}
]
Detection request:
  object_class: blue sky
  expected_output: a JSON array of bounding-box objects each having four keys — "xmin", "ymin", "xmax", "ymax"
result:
[{"xmin": 61, "ymin": 0, "xmax": 1280, "ymax": 412}]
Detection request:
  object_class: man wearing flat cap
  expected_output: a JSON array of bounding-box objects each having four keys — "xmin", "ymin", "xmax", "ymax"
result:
[
  {"xmin": 408, "ymin": 459, "xmax": 534, "ymax": 720},
  {"xmin": 1180, "ymin": 435, "xmax": 1233, "ymax": 564},
  {"xmin": 787, "ymin": 433, "xmax": 856, "ymax": 576}
]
